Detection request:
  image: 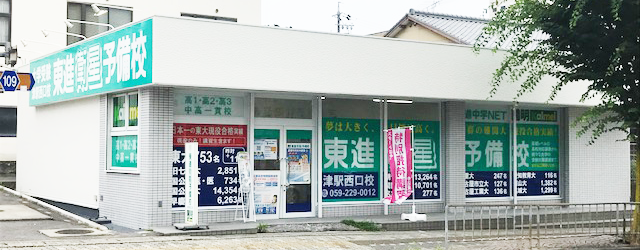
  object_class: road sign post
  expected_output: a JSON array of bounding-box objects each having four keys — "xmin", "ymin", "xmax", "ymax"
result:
[{"xmin": 1, "ymin": 71, "xmax": 20, "ymax": 92}]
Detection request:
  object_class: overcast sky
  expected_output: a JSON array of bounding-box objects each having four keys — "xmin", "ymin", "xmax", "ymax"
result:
[{"xmin": 261, "ymin": 0, "xmax": 496, "ymax": 35}]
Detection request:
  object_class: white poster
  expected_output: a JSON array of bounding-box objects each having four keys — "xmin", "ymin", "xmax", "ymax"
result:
[
  {"xmin": 287, "ymin": 143, "xmax": 311, "ymax": 184},
  {"xmin": 184, "ymin": 142, "xmax": 199, "ymax": 225},
  {"xmin": 254, "ymin": 139, "xmax": 278, "ymax": 160},
  {"xmin": 254, "ymin": 171, "xmax": 279, "ymax": 215}
]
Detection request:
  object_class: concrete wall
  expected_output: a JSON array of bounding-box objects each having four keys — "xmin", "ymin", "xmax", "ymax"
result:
[
  {"xmin": 16, "ymin": 95, "xmax": 101, "ymax": 209},
  {"xmin": 392, "ymin": 23, "xmax": 455, "ymax": 43},
  {"xmin": 566, "ymin": 107, "xmax": 631, "ymax": 203},
  {"xmin": 151, "ymin": 16, "xmax": 594, "ymax": 107}
]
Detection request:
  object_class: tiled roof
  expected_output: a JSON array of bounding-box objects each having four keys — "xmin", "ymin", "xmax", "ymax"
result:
[{"xmin": 386, "ymin": 9, "xmax": 547, "ymax": 49}]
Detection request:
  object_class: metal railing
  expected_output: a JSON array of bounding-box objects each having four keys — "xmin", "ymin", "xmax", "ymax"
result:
[{"xmin": 445, "ymin": 203, "xmax": 639, "ymax": 247}]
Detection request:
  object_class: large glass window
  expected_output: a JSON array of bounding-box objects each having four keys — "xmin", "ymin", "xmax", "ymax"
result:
[
  {"xmin": 67, "ymin": 2, "xmax": 132, "ymax": 45},
  {"xmin": 321, "ymin": 98, "xmax": 382, "ymax": 202},
  {"xmin": 387, "ymin": 102, "xmax": 441, "ymax": 200},
  {"xmin": 0, "ymin": 107, "xmax": 16, "ymax": 137}
]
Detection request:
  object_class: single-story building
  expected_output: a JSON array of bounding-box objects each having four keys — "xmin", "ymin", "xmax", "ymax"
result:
[{"xmin": 17, "ymin": 16, "xmax": 630, "ymax": 230}]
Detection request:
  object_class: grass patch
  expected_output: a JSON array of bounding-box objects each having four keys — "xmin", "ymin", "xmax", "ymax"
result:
[
  {"xmin": 341, "ymin": 219, "xmax": 380, "ymax": 231},
  {"xmin": 257, "ymin": 223, "xmax": 269, "ymax": 233}
]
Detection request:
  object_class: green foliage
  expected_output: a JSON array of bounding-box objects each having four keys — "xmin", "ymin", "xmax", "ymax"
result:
[
  {"xmin": 257, "ymin": 223, "xmax": 269, "ymax": 233},
  {"xmin": 341, "ymin": 219, "xmax": 381, "ymax": 231},
  {"xmin": 475, "ymin": 0, "xmax": 640, "ymax": 144}
]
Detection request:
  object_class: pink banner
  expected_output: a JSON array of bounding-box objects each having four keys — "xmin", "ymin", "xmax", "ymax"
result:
[{"xmin": 383, "ymin": 128, "xmax": 413, "ymax": 204}]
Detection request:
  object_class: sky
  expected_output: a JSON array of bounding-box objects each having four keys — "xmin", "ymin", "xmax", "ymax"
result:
[{"xmin": 261, "ymin": 0, "xmax": 496, "ymax": 35}]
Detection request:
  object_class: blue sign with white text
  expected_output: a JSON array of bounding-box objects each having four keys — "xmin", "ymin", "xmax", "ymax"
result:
[{"xmin": 1, "ymin": 71, "xmax": 20, "ymax": 91}]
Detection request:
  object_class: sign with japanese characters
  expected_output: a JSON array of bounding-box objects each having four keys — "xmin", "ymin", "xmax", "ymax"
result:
[
  {"xmin": 383, "ymin": 128, "xmax": 413, "ymax": 204},
  {"xmin": 388, "ymin": 120, "xmax": 440, "ymax": 200},
  {"xmin": 172, "ymin": 123, "xmax": 247, "ymax": 208},
  {"xmin": 287, "ymin": 143, "xmax": 311, "ymax": 184},
  {"xmin": 184, "ymin": 142, "xmax": 199, "ymax": 225},
  {"xmin": 111, "ymin": 135, "xmax": 137, "ymax": 168},
  {"xmin": 30, "ymin": 19, "xmax": 152, "ymax": 106},
  {"xmin": 254, "ymin": 172, "xmax": 279, "ymax": 215},
  {"xmin": 175, "ymin": 92, "xmax": 244, "ymax": 117},
  {"xmin": 322, "ymin": 118, "xmax": 380, "ymax": 202},
  {"xmin": 465, "ymin": 108, "xmax": 511, "ymax": 198},
  {"xmin": 254, "ymin": 139, "xmax": 278, "ymax": 160},
  {"xmin": 515, "ymin": 119, "xmax": 559, "ymax": 196}
]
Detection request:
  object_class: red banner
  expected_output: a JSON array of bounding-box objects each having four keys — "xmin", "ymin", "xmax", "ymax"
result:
[{"xmin": 173, "ymin": 123, "xmax": 247, "ymax": 147}]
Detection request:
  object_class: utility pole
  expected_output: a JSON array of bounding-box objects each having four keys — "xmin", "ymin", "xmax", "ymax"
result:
[{"xmin": 333, "ymin": 2, "xmax": 352, "ymax": 33}]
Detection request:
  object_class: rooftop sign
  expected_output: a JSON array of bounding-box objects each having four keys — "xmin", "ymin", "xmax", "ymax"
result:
[{"xmin": 29, "ymin": 19, "xmax": 153, "ymax": 106}]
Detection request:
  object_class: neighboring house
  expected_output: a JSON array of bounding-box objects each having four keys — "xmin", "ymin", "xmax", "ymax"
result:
[
  {"xmin": 383, "ymin": 9, "xmax": 487, "ymax": 44},
  {"xmin": 9, "ymin": 0, "xmax": 260, "ymax": 213}
]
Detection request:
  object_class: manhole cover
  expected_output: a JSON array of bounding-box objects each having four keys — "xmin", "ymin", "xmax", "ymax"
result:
[{"xmin": 55, "ymin": 229, "xmax": 95, "ymax": 235}]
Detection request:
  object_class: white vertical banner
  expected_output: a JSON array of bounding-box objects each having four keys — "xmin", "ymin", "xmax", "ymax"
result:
[{"xmin": 184, "ymin": 142, "xmax": 199, "ymax": 225}]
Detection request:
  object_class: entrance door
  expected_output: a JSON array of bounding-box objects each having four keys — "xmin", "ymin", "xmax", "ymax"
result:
[{"xmin": 254, "ymin": 126, "xmax": 314, "ymax": 219}]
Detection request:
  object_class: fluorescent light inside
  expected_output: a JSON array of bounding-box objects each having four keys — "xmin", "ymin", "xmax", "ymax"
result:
[
  {"xmin": 372, "ymin": 98, "xmax": 382, "ymax": 103},
  {"xmin": 387, "ymin": 99, "xmax": 413, "ymax": 104}
]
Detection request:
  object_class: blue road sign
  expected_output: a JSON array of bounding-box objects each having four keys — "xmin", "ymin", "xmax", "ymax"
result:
[{"xmin": 1, "ymin": 71, "xmax": 20, "ymax": 91}]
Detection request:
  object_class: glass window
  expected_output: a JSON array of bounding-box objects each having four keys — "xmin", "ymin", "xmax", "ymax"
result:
[
  {"xmin": 255, "ymin": 98, "xmax": 312, "ymax": 119},
  {"xmin": 112, "ymin": 96, "xmax": 126, "ymax": 127},
  {"xmin": 0, "ymin": 0, "xmax": 10, "ymax": 44},
  {"xmin": 388, "ymin": 102, "xmax": 441, "ymax": 200},
  {"xmin": 67, "ymin": 2, "xmax": 132, "ymax": 45},
  {"xmin": 0, "ymin": 107, "xmax": 16, "ymax": 137},
  {"xmin": 321, "ymin": 98, "xmax": 382, "ymax": 202},
  {"xmin": 128, "ymin": 94, "xmax": 138, "ymax": 126}
]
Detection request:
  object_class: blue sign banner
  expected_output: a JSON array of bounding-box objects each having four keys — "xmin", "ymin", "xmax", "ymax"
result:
[
  {"xmin": 517, "ymin": 171, "xmax": 559, "ymax": 196},
  {"xmin": 465, "ymin": 171, "xmax": 510, "ymax": 198},
  {"xmin": 29, "ymin": 19, "xmax": 153, "ymax": 106},
  {"xmin": 413, "ymin": 173, "xmax": 440, "ymax": 199},
  {"xmin": 172, "ymin": 146, "xmax": 245, "ymax": 207},
  {"xmin": 321, "ymin": 172, "xmax": 378, "ymax": 200}
]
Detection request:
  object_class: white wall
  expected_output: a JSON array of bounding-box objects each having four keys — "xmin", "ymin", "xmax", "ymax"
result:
[
  {"xmin": 566, "ymin": 107, "xmax": 630, "ymax": 203},
  {"xmin": 16, "ymin": 95, "xmax": 101, "ymax": 209},
  {"xmin": 151, "ymin": 16, "xmax": 594, "ymax": 107},
  {"xmin": 11, "ymin": 0, "xmax": 261, "ymax": 70},
  {"xmin": 0, "ymin": 91, "xmax": 19, "ymax": 161}
]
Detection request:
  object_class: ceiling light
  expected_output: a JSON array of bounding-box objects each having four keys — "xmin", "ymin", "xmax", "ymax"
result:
[{"xmin": 91, "ymin": 4, "xmax": 108, "ymax": 16}]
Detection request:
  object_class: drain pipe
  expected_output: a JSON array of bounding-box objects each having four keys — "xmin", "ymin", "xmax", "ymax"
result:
[{"xmin": 0, "ymin": 185, "xmax": 109, "ymax": 231}]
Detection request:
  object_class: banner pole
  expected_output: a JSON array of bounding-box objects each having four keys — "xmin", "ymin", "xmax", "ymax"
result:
[{"xmin": 410, "ymin": 126, "xmax": 416, "ymax": 214}]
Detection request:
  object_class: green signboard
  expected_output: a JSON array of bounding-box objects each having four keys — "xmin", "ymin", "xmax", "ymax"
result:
[
  {"xmin": 516, "ymin": 124, "xmax": 559, "ymax": 171},
  {"xmin": 30, "ymin": 19, "xmax": 153, "ymax": 106},
  {"xmin": 465, "ymin": 122, "xmax": 510, "ymax": 172},
  {"xmin": 322, "ymin": 118, "xmax": 380, "ymax": 202},
  {"xmin": 111, "ymin": 135, "xmax": 138, "ymax": 168},
  {"xmin": 388, "ymin": 120, "xmax": 441, "ymax": 199}
]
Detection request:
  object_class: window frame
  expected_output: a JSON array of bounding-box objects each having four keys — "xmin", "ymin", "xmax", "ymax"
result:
[
  {"xmin": 107, "ymin": 91, "xmax": 139, "ymax": 173},
  {"xmin": 66, "ymin": 2, "xmax": 133, "ymax": 45}
]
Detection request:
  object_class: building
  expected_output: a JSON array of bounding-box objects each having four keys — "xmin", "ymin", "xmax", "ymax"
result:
[{"xmin": 15, "ymin": 13, "xmax": 630, "ymax": 230}]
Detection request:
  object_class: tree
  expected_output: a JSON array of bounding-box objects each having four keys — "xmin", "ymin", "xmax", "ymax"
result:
[{"xmin": 475, "ymin": 0, "xmax": 639, "ymax": 242}]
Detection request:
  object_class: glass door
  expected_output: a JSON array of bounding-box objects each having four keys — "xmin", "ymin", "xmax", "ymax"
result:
[
  {"xmin": 253, "ymin": 128, "xmax": 281, "ymax": 220},
  {"xmin": 282, "ymin": 128, "xmax": 313, "ymax": 218}
]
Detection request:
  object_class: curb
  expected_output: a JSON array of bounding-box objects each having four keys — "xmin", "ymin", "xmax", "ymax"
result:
[{"xmin": 0, "ymin": 185, "xmax": 109, "ymax": 231}]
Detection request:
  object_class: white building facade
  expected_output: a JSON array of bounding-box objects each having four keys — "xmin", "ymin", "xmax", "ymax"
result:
[{"xmin": 16, "ymin": 15, "xmax": 630, "ymax": 230}]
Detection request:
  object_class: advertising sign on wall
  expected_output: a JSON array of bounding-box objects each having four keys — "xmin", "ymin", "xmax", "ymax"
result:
[
  {"xmin": 175, "ymin": 91, "xmax": 244, "ymax": 117},
  {"xmin": 465, "ymin": 108, "xmax": 511, "ymax": 198},
  {"xmin": 30, "ymin": 19, "xmax": 153, "ymax": 106},
  {"xmin": 515, "ymin": 111, "xmax": 559, "ymax": 196},
  {"xmin": 388, "ymin": 120, "xmax": 440, "ymax": 200},
  {"xmin": 172, "ymin": 123, "xmax": 247, "ymax": 208},
  {"xmin": 111, "ymin": 135, "xmax": 137, "ymax": 168},
  {"xmin": 322, "ymin": 118, "xmax": 380, "ymax": 202}
]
